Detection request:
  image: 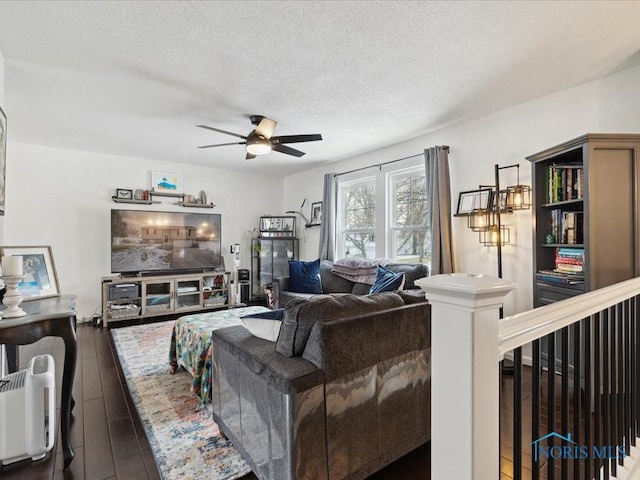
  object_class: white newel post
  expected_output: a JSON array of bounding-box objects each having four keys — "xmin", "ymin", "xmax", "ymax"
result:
[{"xmin": 415, "ymin": 274, "xmax": 516, "ymax": 480}]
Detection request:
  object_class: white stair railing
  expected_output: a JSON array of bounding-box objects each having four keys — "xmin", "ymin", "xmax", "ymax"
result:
[{"xmin": 416, "ymin": 274, "xmax": 640, "ymax": 480}]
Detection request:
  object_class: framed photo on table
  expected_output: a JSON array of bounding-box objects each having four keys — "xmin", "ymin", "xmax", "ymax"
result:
[
  {"xmin": 456, "ymin": 188, "xmax": 492, "ymax": 215},
  {"xmin": 0, "ymin": 246, "xmax": 60, "ymax": 300}
]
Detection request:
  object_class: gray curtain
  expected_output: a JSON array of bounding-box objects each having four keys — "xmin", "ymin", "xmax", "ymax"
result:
[
  {"xmin": 425, "ymin": 146, "xmax": 454, "ymax": 274},
  {"xmin": 318, "ymin": 173, "xmax": 337, "ymax": 260}
]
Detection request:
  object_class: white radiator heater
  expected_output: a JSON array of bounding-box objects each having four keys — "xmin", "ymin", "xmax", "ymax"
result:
[{"xmin": 0, "ymin": 354, "xmax": 56, "ymax": 465}]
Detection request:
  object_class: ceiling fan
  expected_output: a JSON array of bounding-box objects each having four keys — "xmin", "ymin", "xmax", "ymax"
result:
[{"xmin": 197, "ymin": 115, "xmax": 322, "ymax": 160}]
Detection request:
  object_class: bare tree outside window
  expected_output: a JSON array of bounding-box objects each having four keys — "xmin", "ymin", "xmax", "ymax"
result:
[
  {"xmin": 392, "ymin": 171, "xmax": 430, "ymax": 264},
  {"xmin": 337, "ymin": 166, "xmax": 430, "ymax": 264},
  {"xmin": 341, "ymin": 181, "xmax": 376, "ymax": 258}
]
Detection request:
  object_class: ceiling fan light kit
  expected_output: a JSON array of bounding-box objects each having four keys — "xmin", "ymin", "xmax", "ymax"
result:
[
  {"xmin": 197, "ymin": 115, "xmax": 322, "ymax": 159},
  {"xmin": 246, "ymin": 137, "xmax": 272, "ymax": 155}
]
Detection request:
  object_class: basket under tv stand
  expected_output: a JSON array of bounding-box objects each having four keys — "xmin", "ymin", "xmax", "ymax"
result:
[{"xmin": 101, "ymin": 270, "xmax": 231, "ymax": 327}]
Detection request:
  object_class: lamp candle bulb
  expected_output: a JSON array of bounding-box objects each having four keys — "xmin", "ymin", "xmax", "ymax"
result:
[
  {"xmin": 514, "ymin": 192, "xmax": 522, "ymax": 206},
  {"xmin": 2, "ymin": 256, "xmax": 23, "ymax": 277}
]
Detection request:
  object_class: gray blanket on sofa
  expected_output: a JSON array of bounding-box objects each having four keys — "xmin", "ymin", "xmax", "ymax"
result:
[{"xmin": 330, "ymin": 257, "xmax": 392, "ymax": 285}]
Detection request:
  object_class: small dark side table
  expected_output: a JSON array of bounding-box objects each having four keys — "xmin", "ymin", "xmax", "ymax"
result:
[{"xmin": 0, "ymin": 295, "xmax": 77, "ymax": 470}]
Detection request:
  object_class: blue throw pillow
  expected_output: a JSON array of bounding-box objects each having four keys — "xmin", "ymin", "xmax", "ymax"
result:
[
  {"xmin": 369, "ymin": 265, "xmax": 405, "ymax": 294},
  {"xmin": 288, "ymin": 259, "xmax": 323, "ymax": 294}
]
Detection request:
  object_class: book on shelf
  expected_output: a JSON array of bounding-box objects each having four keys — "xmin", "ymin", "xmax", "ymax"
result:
[
  {"xmin": 561, "ymin": 211, "xmax": 584, "ymax": 244},
  {"xmin": 554, "ymin": 255, "xmax": 583, "ymax": 265},
  {"xmin": 556, "ymin": 247, "xmax": 585, "ymax": 259},
  {"xmin": 555, "ymin": 264, "xmax": 584, "ymax": 273},
  {"xmin": 536, "ymin": 271, "xmax": 584, "ymax": 286},
  {"xmin": 546, "ymin": 164, "xmax": 584, "ymax": 203}
]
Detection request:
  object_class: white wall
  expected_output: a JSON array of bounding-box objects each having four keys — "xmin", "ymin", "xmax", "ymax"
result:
[
  {"xmin": 284, "ymin": 64, "xmax": 640, "ymax": 316},
  {"xmin": 0, "ymin": 44, "xmax": 5, "ymax": 245},
  {"xmin": 3, "ymin": 143, "xmax": 284, "ymax": 319},
  {"xmin": 0, "ymin": 43, "xmax": 5, "ymax": 376}
]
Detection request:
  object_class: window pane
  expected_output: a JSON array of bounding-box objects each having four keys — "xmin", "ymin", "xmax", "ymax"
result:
[
  {"xmin": 343, "ymin": 182, "xmax": 375, "ymax": 230},
  {"xmin": 394, "ymin": 172, "xmax": 427, "ymax": 228},
  {"xmin": 342, "ymin": 232, "xmax": 376, "ymax": 259},
  {"xmin": 394, "ymin": 229, "xmax": 430, "ymax": 264}
]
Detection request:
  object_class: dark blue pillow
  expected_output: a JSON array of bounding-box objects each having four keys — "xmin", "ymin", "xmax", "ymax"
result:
[
  {"xmin": 241, "ymin": 308, "xmax": 285, "ymax": 320},
  {"xmin": 288, "ymin": 259, "xmax": 322, "ymax": 294},
  {"xmin": 369, "ymin": 265, "xmax": 405, "ymax": 294}
]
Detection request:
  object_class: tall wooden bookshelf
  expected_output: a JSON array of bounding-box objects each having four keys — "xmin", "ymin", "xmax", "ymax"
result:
[{"xmin": 527, "ymin": 134, "xmax": 640, "ymax": 307}]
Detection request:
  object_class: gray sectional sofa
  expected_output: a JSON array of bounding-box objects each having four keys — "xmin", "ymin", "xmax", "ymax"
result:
[
  {"xmin": 210, "ymin": 292, "xmax": 431, "ymax": 480},
  {"xmin": 277, "ymin": 260, "xmax": 429, "ymax": 307}
]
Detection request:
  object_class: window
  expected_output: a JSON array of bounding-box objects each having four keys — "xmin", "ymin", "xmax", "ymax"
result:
[
  {"xmin": 338, "ymin": 178, "xmax": 376, "ymax": 259},
  {"xmin": 389, "ymin": 170, "xmax": 429, "ymax": 264},
  {"xmin": 337, "ymin": 163, "xmax": 430, "ymax": 265}
]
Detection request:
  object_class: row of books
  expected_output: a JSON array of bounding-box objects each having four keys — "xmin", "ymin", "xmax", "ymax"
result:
[
  {"xmin": 555, "ymin": 246, "xmax": 584, "ymax": 274},
  {"xmin": 536, "ymin": 248, "xmax": 585, "ymax": 286},
  {"xmin": 547, "ymin": 164, "xmax": 584, "ymax": 203},
  {"xmin": 548, "ymin": 209, "xmax": 584, "ymax": 245},
  {"xmin": 536, "ymin": 270, "xmax": 585, "ymax": 285}
]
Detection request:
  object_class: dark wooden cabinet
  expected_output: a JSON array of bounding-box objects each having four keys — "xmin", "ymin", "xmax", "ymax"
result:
[{"xmin": 528, "ymin": 134, "xmax": 640, "ymax": 307}]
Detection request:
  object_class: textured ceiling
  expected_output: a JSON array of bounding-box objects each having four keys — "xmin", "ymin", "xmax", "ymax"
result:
[{"xmin": 0, "ymin": 1, "xmax": 639, "ymax": 175}]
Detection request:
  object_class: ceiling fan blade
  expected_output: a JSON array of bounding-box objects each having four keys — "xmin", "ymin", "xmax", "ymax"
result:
[
  {"xmin": 272, "ymin": 134, "xmax": 322, "ymax": 144},
  {"xmin": 196, "ymin": 125, "xmax": 247, "ymax": 140},
  {"xmin": 273, "ymin": 143, "xmax": 306, "ymax": 157},
  {"xmin": 255, "ymin": 117, "xmax": 277, "ymax": 139},
  {"xmin": 198, "ymin": 141, "xmax": 246, "ymax": 149},
  {"xmin": 246, "ymin": 152, "xmax": 257, "ymax": 160}
]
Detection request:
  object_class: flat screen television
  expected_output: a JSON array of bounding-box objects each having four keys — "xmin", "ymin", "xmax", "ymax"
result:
[{"xmin": 111, "ymin": 209, "xmax": 222, "ymax": 274}]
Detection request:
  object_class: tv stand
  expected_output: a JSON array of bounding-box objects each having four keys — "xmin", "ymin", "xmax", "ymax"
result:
[{"xmin": 101, "ymin": 271, "xmax": 231, "ymax": 327}]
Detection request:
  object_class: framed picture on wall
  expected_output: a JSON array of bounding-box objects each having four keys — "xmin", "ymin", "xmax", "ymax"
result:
[
  {"xmin": 151, "ymin": 171, "xmax": 182, "ymax": 194},
  {"xmin": 311, "ymin": 202, "xmax": 323, "ymax": 225},
  {"xmin": 0, "ymin": 246, "xmax": 60, "ymax": 300},
  {"xmin": 0, "ymin": 106, "xmax": 6, "ymax": 216}
]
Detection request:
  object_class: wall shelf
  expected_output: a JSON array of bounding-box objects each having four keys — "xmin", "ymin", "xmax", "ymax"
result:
[
  {"xmin": 112, "ymin": 197, "xmax": 160, "ymax": 205},
  {"xmin": 149, "ymin": 190, "xmax": 185, "ymax": 198},
  {"xmin": 112, "ymin": 190, "xmax": 215, "ymax": 208},
  {"xmin": 174, "ymin": 202, "xmax": 216, "ymax": 209}
]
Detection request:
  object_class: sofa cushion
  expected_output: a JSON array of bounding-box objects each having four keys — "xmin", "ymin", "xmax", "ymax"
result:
[
  {"xmin": 384, "ymin": 263, "xmax": 429, "ymax": 289},
  {"xmin": 275, "ymin": 293, "xmax": 405, "ymax": 357},
  {"xmin": 241, "ymin": 309, "xmax": 285, "ymax": 342},
  {"xmin": 288, "ymin": 259, "xmax": 322, "ymax": 294},
  {"xmin": 396, "ymin": 289, "xmax": 429, "ymax": 304},
  {"xmin": 319, "ymin": 260, "xmax": 355, "ymax": 293},
  {"xmin": 350, "ymin": 282, "xmax": 372, "ymax": 295},
  {"xmin": 369, "ymin": 265, "xmax": 405, "ymax": 294}
]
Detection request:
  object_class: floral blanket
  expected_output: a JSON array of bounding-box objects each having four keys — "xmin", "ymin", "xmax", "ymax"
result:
[{"xmin": 169, "ymin": 306, "xmax": 270, "ymax": 408}]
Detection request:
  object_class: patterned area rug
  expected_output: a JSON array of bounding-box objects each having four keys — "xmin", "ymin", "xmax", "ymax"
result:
[{"xmin": 111, "ymin": 320, "xmax": 251, "ymax": 480}]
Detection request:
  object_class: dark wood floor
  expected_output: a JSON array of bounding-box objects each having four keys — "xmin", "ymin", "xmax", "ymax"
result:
[{"xmin": 0, "ymin": 323, "xmax": 547, "ymax": 480}]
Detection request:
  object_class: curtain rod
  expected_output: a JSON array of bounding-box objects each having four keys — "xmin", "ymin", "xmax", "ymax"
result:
[{"xmin": 333, "ymin": 146, "xmax": 449, "ymax": 178}]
